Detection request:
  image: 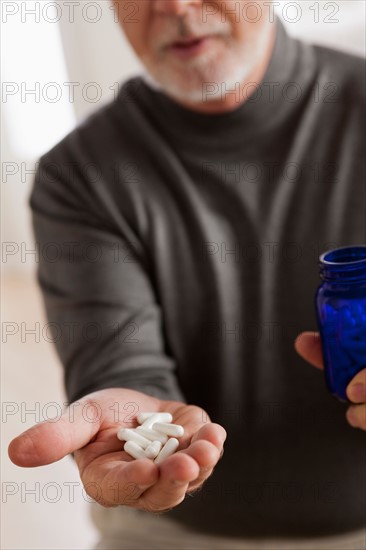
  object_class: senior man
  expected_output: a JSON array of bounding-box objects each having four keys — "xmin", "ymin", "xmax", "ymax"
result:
[{"xmin": 9, "ymin": 1, "xmax": 366, "ymax": 549}]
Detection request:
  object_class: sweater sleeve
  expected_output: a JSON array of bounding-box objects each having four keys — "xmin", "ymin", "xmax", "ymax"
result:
[{"xmin": 29, "ymin": 153, "xmax": 187, "ymax": 405}]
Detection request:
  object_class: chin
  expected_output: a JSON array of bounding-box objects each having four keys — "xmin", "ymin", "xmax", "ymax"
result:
[
  {"xmin": 155, "ymin": 65, "xmax": 255, "ymax": 104},
  {"xmin": 142, "ymin": 46, "xmax": 259, "ymax": 104}
]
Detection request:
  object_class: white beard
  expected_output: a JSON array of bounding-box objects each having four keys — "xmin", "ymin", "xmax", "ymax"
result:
[{"xmin": 140, "ymin": 21, "xmax": 272, "ymax": 104}]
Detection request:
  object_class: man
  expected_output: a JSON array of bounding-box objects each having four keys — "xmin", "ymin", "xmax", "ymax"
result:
[{"xmin": 9, "ymin": 1, "xmax": 366, "ymax": 549}]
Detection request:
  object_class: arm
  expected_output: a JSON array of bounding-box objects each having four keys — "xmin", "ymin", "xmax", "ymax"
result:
[
  {"xmin": 28, "ymin": 155, "xmax": 186, "ymax": 404},
  {"xmin": 8, "ymin": 155, "xmax": 227, "ymax": 511}
]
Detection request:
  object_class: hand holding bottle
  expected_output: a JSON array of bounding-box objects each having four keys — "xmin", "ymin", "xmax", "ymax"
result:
[{"xmin": 295, "ymin": 331, "xmax": 366, "ymax": 430}]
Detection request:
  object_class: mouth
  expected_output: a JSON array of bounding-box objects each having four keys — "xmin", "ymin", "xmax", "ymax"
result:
[{"xmin": 166, "ymin": 36, "xmax": 212, "ymax": 59}]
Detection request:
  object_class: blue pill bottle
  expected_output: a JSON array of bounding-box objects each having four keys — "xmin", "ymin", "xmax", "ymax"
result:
[{"xmin": 315, "ymin": 245, "xmax": 366, "ymax": 402}]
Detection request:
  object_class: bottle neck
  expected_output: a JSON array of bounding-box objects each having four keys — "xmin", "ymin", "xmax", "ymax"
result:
[{"xmin": 319, "ymin": 246, "xmax": 366, "ymax": 283}]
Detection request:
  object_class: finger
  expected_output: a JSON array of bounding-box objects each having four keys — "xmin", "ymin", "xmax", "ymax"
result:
[
  {"xmin": 154, "ymin": 423, "xmax": 225, "ymax": 495},
  {"xmin": 190, "ymin": 422, "xmax": 227, "ymax": 447},
  {"xmin": 79, "ymin": 453, "xmax": 160, "ymax": 507},
  {"xmin": 182, "ymin": 423, "xmax": 226, "ymax": 492},
  {"xmin": 346, "ymin": 404, "xmax": 366, "ymax": 430},
  {"xmin": 346, "ymin": 369, "xmax": 366, "ymax": 403},
  {"xmin": 294, "ymin": 331, "xmax": 324, "ymax": 369},
  {"xmin": 136, "ymin": 422, "xmax": 226, "ymax": 511},
  {"xmin": 182, "ymin": 439, "xmax": 220, "ymax": 492},
  {"xmin": 139, "ymin": 452, "xmax": 200, "ymax": 512},
  {"xmin": 8, "ymin": 398, "xmax": 101, "ymax": 467}
]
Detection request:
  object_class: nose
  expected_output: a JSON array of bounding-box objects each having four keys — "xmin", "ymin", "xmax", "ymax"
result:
[{"xmin": 153, "ymin": 0, "xmax": 202, "ymax": 16}]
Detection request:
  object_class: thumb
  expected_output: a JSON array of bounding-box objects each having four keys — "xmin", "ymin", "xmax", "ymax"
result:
[
  {"xmin": 8, "ymin": 398, "xmax": 101, "ymax": 467},
  {"xmin": 294, "ymin": 331, "xmax": 324, "ymax": 370}
]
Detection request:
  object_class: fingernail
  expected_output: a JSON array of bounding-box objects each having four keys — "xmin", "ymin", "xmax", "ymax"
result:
[
  {"xmin": 346, "ymin": 408, "xmax": 359, "ymax": 428},
  {"xmin": 172, "ymin": 479, "xmax": 188, "ymax": 486},
  {"xmin": 348, "ymin": 383, "xmax": 366, "ymax": 402}
]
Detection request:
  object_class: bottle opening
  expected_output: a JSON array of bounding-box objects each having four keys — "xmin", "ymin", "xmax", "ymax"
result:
[
  {"xmin": 322, "ymin": 246, "xmax": 366, "ymax": 264},
  {"xmin": 319, "ymin": 245, "xmax": 366, "ymax": 282}
]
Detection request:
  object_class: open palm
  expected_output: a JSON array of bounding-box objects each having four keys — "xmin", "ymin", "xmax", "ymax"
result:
[{"xmin": 8, "ymin": 388, "xmax": 227, "ymax": 513}]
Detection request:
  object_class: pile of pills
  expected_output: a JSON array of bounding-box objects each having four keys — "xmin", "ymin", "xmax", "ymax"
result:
[{"xmin": 117, "ymin": 412, "xmax": 185, "ymax": 464}]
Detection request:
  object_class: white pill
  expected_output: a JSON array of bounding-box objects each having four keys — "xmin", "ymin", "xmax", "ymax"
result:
[
  {"xmin": 153, "ymin": 422, "xmax": 184, "ymax": 437},
  {"xmin": 141, "ymin": 413, "xmax": 173, "ymax": 429},
  {"xmin": 135, "ymin": 425, "xmax": 168, "ymax": 444},
  {"xmin": 154, "ymin": 437, "xmax": 180, "ymax": 464},
  {"xmin": 137, "ymin": 412, "xmax": 173, "ymax": 424},
  {"xmin": 144, "ymin": 440, "xmax": 162, "ymax": 459},
  {"xmin": 117, "ymin": 428, "xmax": 151, "ymax": 449},
  {"xmin": 124, "ymin": 440, "xmax": 148, "ymax": 460},
  {"xmin": 136, "ymin": 412, "xmax": 157, "ymax": 424}
]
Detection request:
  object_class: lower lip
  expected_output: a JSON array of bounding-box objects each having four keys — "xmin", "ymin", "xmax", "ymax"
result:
[{"xmin": 168, "ymin": 37, "xmax": 211, "ymax": 59}]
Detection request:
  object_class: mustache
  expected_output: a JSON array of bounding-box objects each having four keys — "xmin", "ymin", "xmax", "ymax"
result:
[{"xmin": 157, "ymin": 16, "xmax": 231, "ymax": 48}]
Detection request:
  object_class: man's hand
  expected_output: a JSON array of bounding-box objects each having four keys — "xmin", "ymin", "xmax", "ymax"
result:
[
  {"xmin": 295, "ymin": 331, "xmax": 366, "ymax": 431},
  {"xmin": 8, "ymin": 388, "xmax": 226, "ymax": 511}
]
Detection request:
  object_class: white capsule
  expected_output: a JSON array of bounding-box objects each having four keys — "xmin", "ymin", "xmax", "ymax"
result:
[
  {"xmin": 124, "ymin": 440, "xmax": 148, "ymax": 460},
  {"xmin": 117, "ymin": 428, "xmax": 151, "ymax": 449},
  {"xmin": 137, "ymin": 412, "xmax": 173, "ymax": 424},
  {"xmin": 154, "ymin": 437, "xmax": 180, "ymax": 464},
  {"xmin": 136, "ymin": 412, "xmax": 157, "ymax": 424},
  {"xmin": 152, "ymin": 422, "xmax": 184, "ymax": 438},
  {"xmin": 141, "ymin": 413, "xmax": 173, "ymax": 429},
  {"xmin": 144, "ymin": 440, "xmax": 162, "ymax": 459},
  {"xmin": 135, "ymin": 425, "xmax": 169, "ymax": 444}
]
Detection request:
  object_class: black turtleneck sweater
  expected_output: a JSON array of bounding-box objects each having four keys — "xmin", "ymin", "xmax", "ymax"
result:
[{"xmin": 29, "ymin": 19, "xmax": 365, "ymax": 538}]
